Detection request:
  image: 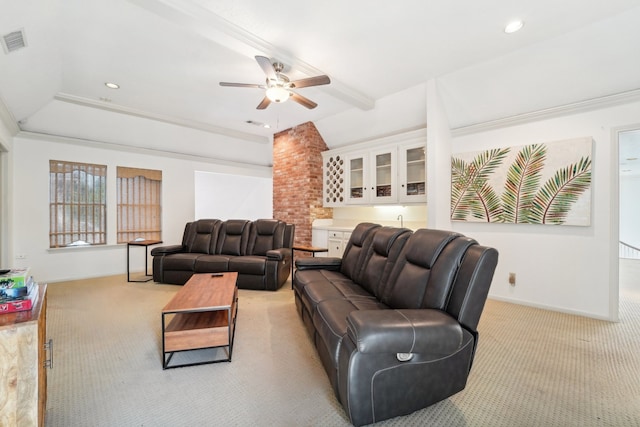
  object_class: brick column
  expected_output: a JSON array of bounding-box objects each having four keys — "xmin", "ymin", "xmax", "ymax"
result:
[{"xmin": 273, "ymin": 121, "xmax": 332, "ymax": 246}]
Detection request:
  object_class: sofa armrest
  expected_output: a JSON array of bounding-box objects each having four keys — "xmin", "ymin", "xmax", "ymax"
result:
[
  {"xmin": 266, "ymin": 247, "xmax": 290, "ymax": 261},
  {"xmin": 346, "ymin": 309, "xmax": 463, "ymax": 356},
  {"xmin": 295, "ymin": 257, "xmax": 342, "ymax": 271},
  {"xmin": 150, "ymin": 245, "xmax": 185, "ymax": 256}
]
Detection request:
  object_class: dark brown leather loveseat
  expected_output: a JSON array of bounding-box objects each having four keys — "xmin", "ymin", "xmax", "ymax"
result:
[
  {"xmin": 152, "ymin": 218, "xmax": 294, "ymax": 290},
  {"xmin": 293, "ymin": 223, "xmax": 498, "ymax": 426}
]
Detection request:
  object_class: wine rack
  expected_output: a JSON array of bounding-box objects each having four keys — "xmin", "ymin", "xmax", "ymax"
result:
[{"xmin": 324, "ymin": 155, "xmax": 345, "ymax": 206}]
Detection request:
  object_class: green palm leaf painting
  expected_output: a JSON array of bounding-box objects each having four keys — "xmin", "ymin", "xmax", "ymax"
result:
[
  {"xmin": 451, "ymin": 148, "xmax": 510, "ymax": 221},
  {"xmin": 451, "ymin": 138, "xmax": 592, "ymax": 226},
  {"xmin": 501, "ymin": 144, "xmax": 546, "ymax": 223},
  {"xmin": 528, "ymin": 157, "xmax": 592, "ymax": 224}
]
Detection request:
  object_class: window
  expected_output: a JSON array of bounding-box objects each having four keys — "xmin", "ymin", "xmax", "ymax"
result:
[
  {"xmin": 49, "ymin": 160, "xmax": 107, "ymax": 248},
  {"xmin": 117, "ymin": 167, "xmax": 162, "ymax": 243}
]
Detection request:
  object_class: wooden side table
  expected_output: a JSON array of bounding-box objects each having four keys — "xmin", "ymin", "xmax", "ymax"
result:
[
  {"xmin": 0, "ymin": 284, "xmax": 49, "ymax": 426},
  {"xmin": 291, "ymin": 245, "xmax": 329, "ymax": 288},
  {"xmin": 127, "ymin": 240, "xmax": 163, "ymax": 282}
]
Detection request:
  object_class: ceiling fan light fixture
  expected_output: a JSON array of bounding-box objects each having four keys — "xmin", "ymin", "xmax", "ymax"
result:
[
  {"xmin": 504, "ymin": 20, "xmax": 524, "ymax": 34},
  {"xmin": 266, "ymin": 86, "xmax": 291, "ymax": 103}
]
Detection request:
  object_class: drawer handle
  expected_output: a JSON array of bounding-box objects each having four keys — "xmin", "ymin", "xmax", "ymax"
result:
[{"xmin": 44, "ymin": 338, "xmax": 53, "ymax": 369}]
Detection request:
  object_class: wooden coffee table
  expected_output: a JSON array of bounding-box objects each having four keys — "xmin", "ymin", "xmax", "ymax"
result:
[{"xmin": 161, "ymin": 272, "xmax": 238, "ymax": 369}]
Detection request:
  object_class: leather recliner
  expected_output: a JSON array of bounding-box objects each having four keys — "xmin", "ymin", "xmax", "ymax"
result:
[
  {"xmin": 152, "ymin": 218, "xmax": 294, "ymax": 291},
  {"xmin": 293, "ymin": 223, "xmax": 498, "ymax": 426}
]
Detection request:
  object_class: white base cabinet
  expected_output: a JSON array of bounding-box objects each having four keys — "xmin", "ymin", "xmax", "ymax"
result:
[{"xmin": 313, "ymin": 228, "xmax": 353, "ymax": 258}]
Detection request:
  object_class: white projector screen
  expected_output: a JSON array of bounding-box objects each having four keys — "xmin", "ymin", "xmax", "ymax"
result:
[{"xmin": 194, "ymin": 171, "xmax": 273, "ymax": 220}]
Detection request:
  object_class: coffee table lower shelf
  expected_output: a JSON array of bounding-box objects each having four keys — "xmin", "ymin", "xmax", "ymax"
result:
[{"xmin": 162, "ymin": 299, "xmax": 237, "ymax": 369}]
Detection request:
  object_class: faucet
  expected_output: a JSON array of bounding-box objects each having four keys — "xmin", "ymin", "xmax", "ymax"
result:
[{"xmin": 397, "ymin": 214, "xmax": 404, "ymax": 228}]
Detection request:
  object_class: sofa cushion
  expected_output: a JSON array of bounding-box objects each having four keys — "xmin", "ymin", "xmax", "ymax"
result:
[
  {"xmin": 247, "ymin": 219, "xmax": 285, "ymax": 256},
  {"xmin": 358, "ymin": 227, "xmax": 411, "ymax": 298},
  {"xmin": 228, "ymin": 256, "xmax": 267, "ymax": 275},
  {"xmin": 422, "ymin": 236, "xmax": 476, "ymax": 309},
  {"xmin": 187, "ymin": 219, "xmax": 220, "ymax": 253},
  {"xmin": 193, "ymin": 255, "xmax": 231, "ymax": 273},
  {"xmin": 216, "ymin": 220, "xmax": 251, "ymax": 255},
  {"xmin": 381, "ymin": 229, "xmax": 461, "ymax": 310},
  {"xmin": 162, "ymin": 253, "xmax": 203, "ymax": 271},
  {"xmin": 303, "ymin": 280, "xmax": 375, "ymax": 316},
  {"xmin": 295, "ymin": 268, "xmax": 348, "ymax": 291},
  {"xmin": 339, "ymin": 223, "xmax": 381, "ymax": 281}
]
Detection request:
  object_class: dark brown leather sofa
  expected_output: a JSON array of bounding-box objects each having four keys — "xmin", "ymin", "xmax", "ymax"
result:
[
  {"xmin": 293, "ymin": 223, "xmax": 498, "ymax": 426},
  {"xmin": 152, "ymin": 218, "xmax": 294, "ymax": 291}
]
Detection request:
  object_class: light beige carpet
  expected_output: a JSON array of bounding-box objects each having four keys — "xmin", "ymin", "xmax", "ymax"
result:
[{"xmin": 45, "ymin": 275, "xmax": 640, "ymax": 426}]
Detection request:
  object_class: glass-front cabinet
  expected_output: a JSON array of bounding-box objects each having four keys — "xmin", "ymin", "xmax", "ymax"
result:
[
  {"xmin": 346, "ymin": 154, "xmax": 369, "ymax": 204},
  {"xmin": 398, "ymin": 143, "xmax": 426, "ymax": 203},
  {"xmin": 322, "ymin": 129, "xmax": 427, "ymax": 207},
  {"xmin": 370, "ymin": 148, "xmax": 396, "ymax": 204}
]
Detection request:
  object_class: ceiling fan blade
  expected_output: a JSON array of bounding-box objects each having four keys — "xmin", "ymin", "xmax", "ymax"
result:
[
  {"xmin": 257, "ymin": 97, "xmax": 271, "ymax": 110},
  {"xmin": 289, "ymin": 75, "xmax": 331, "ymax": 89},
  {"xmin": 290, "ymin": 92, "xmax": 318, "ymax": 109},
  {"xmin": 255, "ymin": 55, "xmax": 277, "ymax": 81},
  {"xmin": 219, "ymin": 82, "xmax": 265, "ymax": 89}
]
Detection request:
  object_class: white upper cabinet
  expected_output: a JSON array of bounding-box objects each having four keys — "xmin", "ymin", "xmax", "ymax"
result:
[
  {"xmin": 322, "ymin": 129, "xmax": 426, "ymax": 206},
  {"xmin": 398, "ymin": 143, "xmax": 426, "ymax": 203},
  {"xmin": 370, "ymin": 147, "xmax": 397, "ymax": 204},
  {"xmin": 346, "ymin": 153, "xmax": 370, "ymax": 204}
]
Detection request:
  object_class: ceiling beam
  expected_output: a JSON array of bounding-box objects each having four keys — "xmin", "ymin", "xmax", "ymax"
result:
[{"xmin": 128, "ymin": 0, "xmax": 375, "ymax": 110}]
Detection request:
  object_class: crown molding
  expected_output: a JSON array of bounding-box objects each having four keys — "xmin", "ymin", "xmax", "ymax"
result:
[
  {"xmin": 326, "ymin": 126, "xmax": 427, "ymax": 154},
  {"xmin": 451, "ymin": 88, "xmax": 640, "ymax": 137},
  {"xmin": 129, "ymin": 0, "xmax": 375, "ymax": 110},
  {"xmin": 54, "ymin": 93, "xmax": 269, "ymax": 144},
  {"xmin": 17, "ymin": 130, "xmax": 273, "ymax": 170}
]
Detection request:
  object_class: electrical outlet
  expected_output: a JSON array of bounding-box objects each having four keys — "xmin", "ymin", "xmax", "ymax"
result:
[
  {"xmin": 15, "ymin": 254, "xmax": 26, "ymax": 259},
  {"xmin": 508, "ymin": 272, "xmax": 516, "ymax": 286}
]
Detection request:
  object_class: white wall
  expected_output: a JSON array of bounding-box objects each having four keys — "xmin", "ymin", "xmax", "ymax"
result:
[
  {"xmin": 11, "ymin": 134, "xmax": 271, "ymax": 283},
  {"xmin": 0, "ymin": 118, "xmax": 13, "ymax": 268},
  {"xmin": 448, "ymin": 100, "xmax": 640, "ymax": 320}
]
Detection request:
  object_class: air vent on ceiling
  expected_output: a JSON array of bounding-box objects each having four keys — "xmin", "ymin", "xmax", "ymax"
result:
[{"xmin": 2, "ymin": 29, "xmax": 27, "ymax": 54}]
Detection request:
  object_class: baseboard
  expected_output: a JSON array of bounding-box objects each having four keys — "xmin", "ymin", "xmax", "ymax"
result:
[{"xmin": 487, "ymin": 295, "xmax": 615, "ymax": 322}]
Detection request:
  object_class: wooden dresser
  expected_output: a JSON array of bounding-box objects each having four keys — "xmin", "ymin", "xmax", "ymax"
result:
[{"xmin": 0, "ymin": 284, "xmax": 49, "ymax": 427}]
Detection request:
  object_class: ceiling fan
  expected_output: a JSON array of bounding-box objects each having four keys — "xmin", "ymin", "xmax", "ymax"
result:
[{"xmin": 219, "ymin": 55, "xmax": 331, "ymax": 110}]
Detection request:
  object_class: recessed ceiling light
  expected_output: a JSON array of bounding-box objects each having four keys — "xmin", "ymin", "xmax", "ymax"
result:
[
  {"xmin": 504, "ymin": 20, "xmax": 524, "ymax": 34},
  {"xmin": 105, "ymin": 82, "xmax": 120, "ymax": 89}
]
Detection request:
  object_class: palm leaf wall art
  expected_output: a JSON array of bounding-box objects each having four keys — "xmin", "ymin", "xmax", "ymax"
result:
[
  {"xmin": 528, "ymin": 156, "xmax": 592, "ymax": 224},
  {"xmin": 451, "ymin": 148, "xmax": 510, "ymax": 221},
  {"xmin": 451, "ymin": 137, "xmax": 593, "ymax": 226},
  {"xmin": 501, "ymin": 144, "xmax": 546, "ymax": 223}
]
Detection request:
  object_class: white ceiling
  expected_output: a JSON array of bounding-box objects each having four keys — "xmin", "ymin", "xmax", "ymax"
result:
[{"xmin": 1, "ymin": 0, "xmax": 640, "ymax": 166}]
